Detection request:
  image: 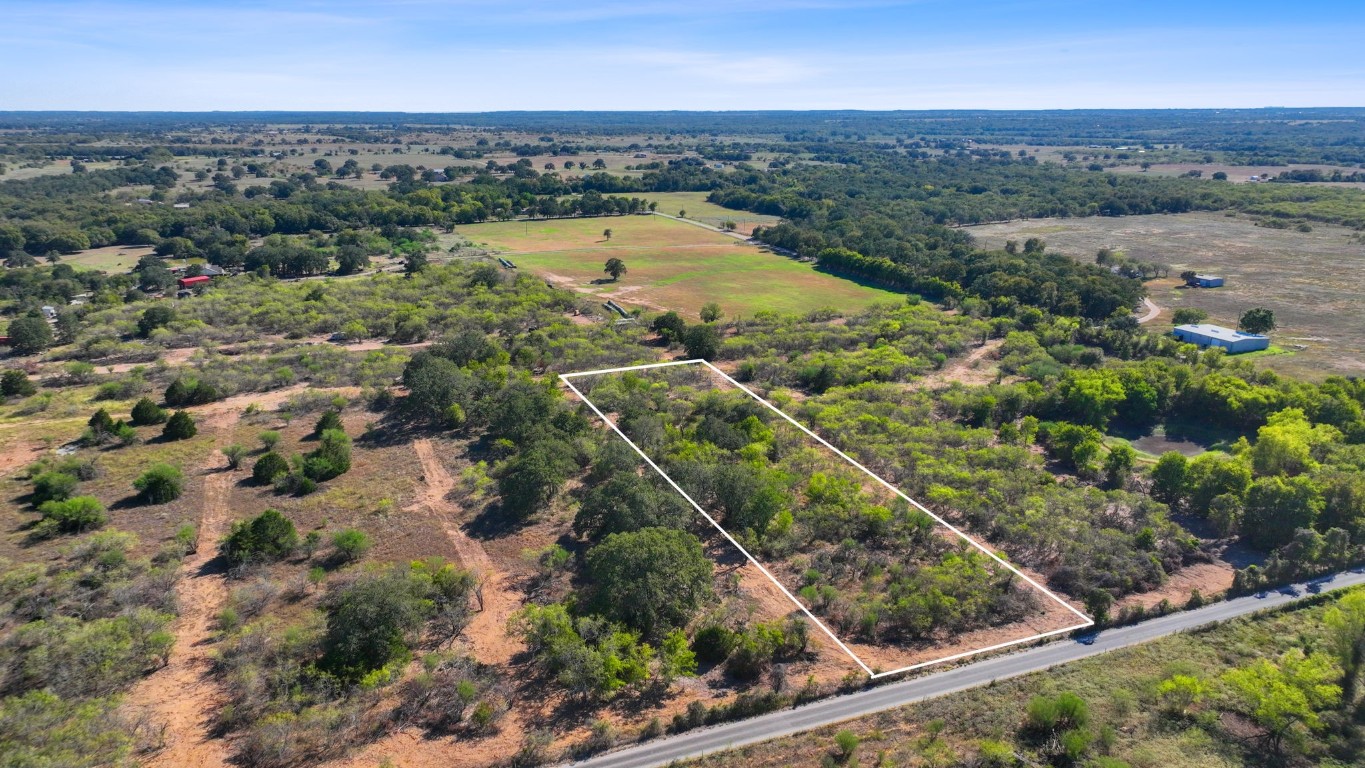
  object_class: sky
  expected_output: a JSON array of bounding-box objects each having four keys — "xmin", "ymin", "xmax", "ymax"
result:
[{"xmin": 1, "ymin": 0, "xmax": 1363, "ymax": 111}]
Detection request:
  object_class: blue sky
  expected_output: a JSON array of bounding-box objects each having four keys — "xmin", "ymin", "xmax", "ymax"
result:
[{"xmin": 2, "ymin": 0, "xmax": 1362, "ymax": 110}]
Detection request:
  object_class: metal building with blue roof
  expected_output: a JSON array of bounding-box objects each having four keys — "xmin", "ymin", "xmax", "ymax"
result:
[{"xmin": 1172, "ymin": 323, "xmax": 1269, "ymax": 353}]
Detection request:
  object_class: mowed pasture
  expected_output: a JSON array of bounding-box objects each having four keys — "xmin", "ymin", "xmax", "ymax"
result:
[
  {"xmin": 457, "ymin": 215, "xmax": 901, "ymax": 319},
  {"xmin": 643, "ymin": 191, "xmax": 782, "ymax": 233},
  {"xmin": 968, "ymin": 212, "xmax": 1365, "ymax": 379}
]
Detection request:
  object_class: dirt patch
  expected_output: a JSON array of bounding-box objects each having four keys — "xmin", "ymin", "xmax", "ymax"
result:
[
  {"xmin": 910, "ymin": 339, "xmax": 1003, "ymax": 390},
  {"xmin": 1116, "ymin": 561, "xmax": 1235, "ymax": 611}
]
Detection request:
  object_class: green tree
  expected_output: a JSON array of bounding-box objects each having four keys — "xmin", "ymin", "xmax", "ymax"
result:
[
  {"xmin": 161, "ymin": 410, "xmax": 197, "ymax": 441},
  {"xmin": 1239, "ymin": 307, "xmax": 1276, "ymax": 335},
  {"xmin": 1056, "ymin": 370, "xmax": 1126, "ymax": 428},
  {"xmin": 585, "ymin": 527, "xmax": 713, "ymax": 637},
  {"xmin": 136, "ymin": 305, "xmax": 175, "ymax": 338},
  {"xmin": 1171, "ymin": 307, "xmax": 1209, "ymax": 325},
  {"xmin": 221, "ymin": 509, "xmax": 299, "ymax": 565},
  {"xmin": 133, "ymin": 463, "xmax": 184, "ymax": 504},
  {"xmin": 498, "ymin": 441, "xmax": 574, "ymax": 518},
  {"xmin": 604, "ymin": 257, "xmax": 627, "ymax": 281},
  {"xmin": 1103, "ymin": 443, "xmax": 1136, "ymax": 489},
  {"xmin": 7, "ymin": 315, "xmax": 53, "ymax": 355},
  {"xmin": 1185, "ymin": 453, "xmax": 1252, "ymax": 514},
  {"xmin": 1242, "ymin": 475, "xmax": 1323, "ymax": 550},
  {"xmin": 602, "ymin": 228, "xmax": 613, "ymax": 241},
  {"xmin": 1156, "ymin": 673, "xmax": 1208, "ymax": 717},
  {"xmin": 1150, "ymin": 451, "xmax": 1189, "ymax": 505},
  {"xmin": 222, "ymin": 444, "xmax": 246, "ymax": 470},
  {"xmin": 650, "ymin": 311, "xmax": 687, "ymax": 345},
  {"xmin": 1222, "ymin": 650, "xmax": 1340, "ymax": 754},
  {"xmin": 699, "ymin": 302, "xmax": 723, "ymax": 323},
  {"xmin": 682, "ymin": 323, "xmax": 721, "ymax": 360},
  {"xmin": 322, "ymin": 567, "xmax": 433, "ymax": 678},
  {"xmin": 1323, "ymin": 591, "xmax": 1365, "ymax": 708}
]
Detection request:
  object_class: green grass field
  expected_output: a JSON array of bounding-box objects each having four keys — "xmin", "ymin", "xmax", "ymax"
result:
[
  {"xmin": 642, "ymin": 191, "xmax": 782, "ymax": 232},
  {"xmin": 456, "ymin": 215, "xmax": 900, "ymax": 319}
]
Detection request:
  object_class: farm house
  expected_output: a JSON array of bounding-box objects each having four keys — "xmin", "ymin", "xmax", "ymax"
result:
[{"xmin": 1173, "ymin": 323, "xmax": 1269, "ymax": 353}]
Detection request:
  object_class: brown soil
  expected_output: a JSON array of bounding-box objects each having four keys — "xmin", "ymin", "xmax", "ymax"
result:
[
  {"xmin": 409, "ymin": 439, "xmax": 522, "ymax": 666},
  {"xmin": 127, "ymin": 428, "xmax": 237, "ymax": 765},
  {"xmin": 910, "ymin": 339, "xmax": 1004, "ymax": 390},
  {"xmin": 1115, "ymin": 561, "xmax": 1235, "ymax": 612}
]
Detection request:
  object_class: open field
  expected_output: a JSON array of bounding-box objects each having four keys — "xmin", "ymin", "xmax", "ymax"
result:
[
  {"xmin": 60, "ymin": 243, "xmax": 155, "ymax": 272},
  {"xmin": 642, "ymin": 192, "xmax": 781, "ymax": 233},
  {"xmin": 456, "ymin": 215, "xmax": 900, "ymax": 319},
  {"xmin": 967, "ymin": 212, "xmax": 1365, "ymax": 379},
  {"xmin": 1111, "ymin": 162, "xmax": 1365, "ymax": 183}
]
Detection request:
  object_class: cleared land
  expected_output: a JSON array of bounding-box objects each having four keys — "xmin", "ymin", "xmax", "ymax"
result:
[
  {"xmin": 642, "ymin": 192, "xmax": 781, "ymax": 234},
  {"xmin": 456, "ymin": 215, "xmax": 900, "ymax": 319},
  {"xmin": 968, "ymin": 212, "xmax": 1365, "ymax": 379}
]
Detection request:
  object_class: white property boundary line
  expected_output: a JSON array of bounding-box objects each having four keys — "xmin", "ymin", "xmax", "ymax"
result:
[{"xmin": 560, "ymin": 359, "xmax": 1093, "ymax": 679}]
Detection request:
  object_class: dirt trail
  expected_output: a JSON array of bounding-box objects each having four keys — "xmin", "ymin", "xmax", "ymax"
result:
[
  {"xmin": 409, "ymin": 439, "xmax": 521, "ymax": 665},
  {"xmin": 910, "ymin": 339, "xmax": 1004, "ymax": 390},
  {"xmin": 129, "ymin": 410, "xmax": 238, "ymax": 767}
]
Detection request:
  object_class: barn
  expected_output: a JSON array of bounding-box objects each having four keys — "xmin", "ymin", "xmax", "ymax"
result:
[
  {"xmin": 177, "ymin": 275, "xmax": 211, "ymax": 289},
  {"xmin": 1173, "ymin": 323, "xmax": 1269, "ymax": 353},
  {"xmin": 1191, "ymin": 274, "xmax": 1224, "ymax": 288}
]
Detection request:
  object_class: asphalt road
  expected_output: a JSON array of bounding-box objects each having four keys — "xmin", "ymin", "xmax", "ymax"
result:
[{"xmin": 566, "ymin": 568, "xmax": 1365, "ymax": 768}]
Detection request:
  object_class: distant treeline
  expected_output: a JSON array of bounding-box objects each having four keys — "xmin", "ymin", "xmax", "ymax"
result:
[{"xmin": 3, "ymin": 108, "xmax": 1364, "ymax": 162}]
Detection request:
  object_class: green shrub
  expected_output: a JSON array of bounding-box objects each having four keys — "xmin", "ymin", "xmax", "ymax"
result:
[
  {"xmin": 220, "ymin": 509, "xmax": 299, "ymax": 565},
  {"xmin": 692, "ymin": 624, "xmax": 738, "ymax": 663},
  {"xmin": 259, "ymin": 430, "xmax": 281, "ymax": 450},
  {"xmin": 162, "ymin": 410, "xmax": 197, "ymax": 441},
  {"xmin": 133, "ymin": 463, "xmax": 184, "ymax": 504},
  {"xmin": 331, "ymin": 528, "xmax": 372, "ymax": 562},
  {"xmin": 302, "ymin": 429, "xmax": 351, "ymax": 482},
  {"xmin": 313, "ymin": 410, "xmax": 342, "ymax": 436},
  {"xmin": 252, "ymin": 452, "xmax": 289, "ymax": 485},
  {"xmin": 0, "ymin": 369, "xmax": 36, "ymax": 397},
  {"xmin": 36, "ymin": 496, "xmax": 107, "ymax": 536},
  {"xmin": 834, "ymin": 730, "xmax": 859, "ymax": 761},
  {"xmin": 130, "ymin": 397, "xmax": 167, "ymax": 425},
  {"xmin": 31, "ymin": 472, "xmax": 78, "ymax": 505},
  {"xmin": 223, "ymin": 444, "xmax": 246, "ymax": 469}
]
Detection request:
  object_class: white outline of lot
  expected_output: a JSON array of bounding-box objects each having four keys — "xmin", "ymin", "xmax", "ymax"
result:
[{"xmin": 561, "ymin": 358, "xmax": 1093, "ymax": 678}]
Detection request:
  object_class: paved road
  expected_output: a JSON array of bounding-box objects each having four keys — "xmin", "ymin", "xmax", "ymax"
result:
[
  {"xmin": 566, "ymin": 568, "xmax": 1365, "ymax": 768},
  {"xmin": 1137, "ymin": 297, "xmax": 1161, "ymax": 324}
]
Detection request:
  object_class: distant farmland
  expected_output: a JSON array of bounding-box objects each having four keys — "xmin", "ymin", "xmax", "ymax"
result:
[
  {"xmin": 969, "ymin": 212, "xmax": 1365, "ymax": 379},
  {"xmin": 456, "ymin": 215, "xmax": 900, "ymax": 319}
]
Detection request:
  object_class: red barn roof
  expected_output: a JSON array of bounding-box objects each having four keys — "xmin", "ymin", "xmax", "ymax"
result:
[{"xmin": 177, "ymin": 275, "xmax": 211, "ymax": 288}]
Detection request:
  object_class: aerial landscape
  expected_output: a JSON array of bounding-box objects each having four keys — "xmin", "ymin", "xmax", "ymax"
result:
[{"xmin": 1, "ymin": 2, "xmax": 1364, "ymax": 768}]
